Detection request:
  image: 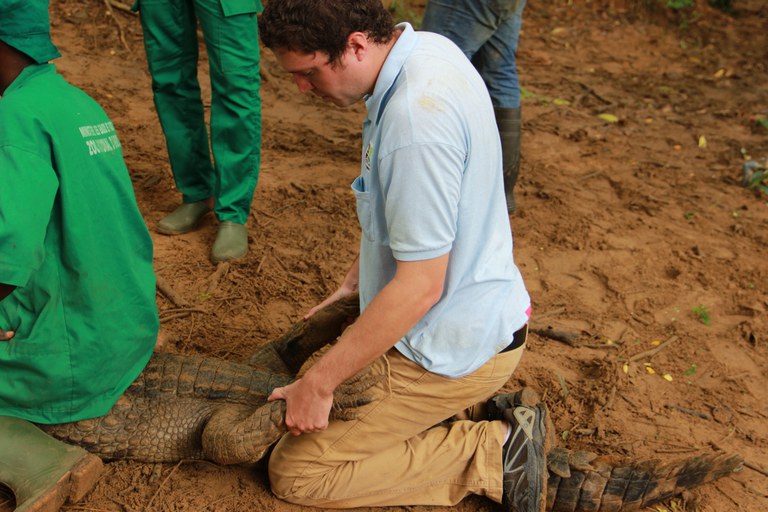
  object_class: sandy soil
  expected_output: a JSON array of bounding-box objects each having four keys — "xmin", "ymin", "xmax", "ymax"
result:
[{"xmin": 2, "ymin": 1, "xmax": 767, "ymax": 511}]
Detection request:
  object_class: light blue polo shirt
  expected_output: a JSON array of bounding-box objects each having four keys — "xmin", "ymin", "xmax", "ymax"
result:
[{"xmin": 353, "ymin": 23, "xmax": 531, "ymax": 378}]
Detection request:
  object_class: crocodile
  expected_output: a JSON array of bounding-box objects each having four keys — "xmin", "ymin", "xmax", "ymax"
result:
[
  {"xmin": 42, "ymin": 295, "xmax": 367, "ymax": 465},
  {"xmin": 41, "ymin": 296, "xmax": 743, "ymax": 511}
]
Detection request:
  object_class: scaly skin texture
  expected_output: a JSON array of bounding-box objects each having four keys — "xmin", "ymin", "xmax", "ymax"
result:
[
  {"xmin": 40, "ymin": 295, "xmax": 743, "ymax": 510},
  {"xmin": 545, "ymin": 447, "xmax": 742, "ymax": 511},
  {"xmin": 41, "ymin": 296, "xmax": 366, "ymax": 465}
]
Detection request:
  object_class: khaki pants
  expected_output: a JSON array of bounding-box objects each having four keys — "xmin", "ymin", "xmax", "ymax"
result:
[{"xmin": 268, "ymin": 346, "xmax": 525, "ymax": 507}]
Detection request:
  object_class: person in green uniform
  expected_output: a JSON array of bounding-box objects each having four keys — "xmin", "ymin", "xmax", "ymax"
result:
[
  {"xmin": 0, "ymin": 1, "xmax": 159, "ymax": 509},
  {"xmin": 135, "ymin": 0, "xmax": 263, "ymax": 263}
]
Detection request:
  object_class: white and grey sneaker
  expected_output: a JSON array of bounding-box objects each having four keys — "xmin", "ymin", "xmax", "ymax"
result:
[{"xmin": 500, "ymin": 404, "xmax": 548, "ymax": 512}]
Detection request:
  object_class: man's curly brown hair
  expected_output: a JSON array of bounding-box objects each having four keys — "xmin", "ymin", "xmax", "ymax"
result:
[{"xmin": 259, "ymin": 0, "xmax": 395, "ymax": 66}]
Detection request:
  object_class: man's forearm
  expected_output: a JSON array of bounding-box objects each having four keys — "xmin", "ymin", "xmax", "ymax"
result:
[{"xmin": 303, "ymin": 254, "xmax": 448, "ymax": 395}]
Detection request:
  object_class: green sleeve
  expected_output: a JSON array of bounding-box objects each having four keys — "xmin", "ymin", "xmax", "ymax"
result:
[{"xmin": 0, "ymin": 145, "xmax": 58, "ymax": 287}]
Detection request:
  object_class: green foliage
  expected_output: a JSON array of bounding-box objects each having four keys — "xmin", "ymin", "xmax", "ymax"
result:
[
  {"xmin": 683, "ymin": 363, "xmax": 698, "ymax": 376},
  {"xmin": 388, "ymin": 0, "xmax": 422, "ymax": 29},
  {"xmin": 746, "ymin": 168, "xmax": 768, "ymax": 196},
  {"xmin": 665, "ymin": 0, "xmax": 694, "ymax": 10},
  {"xmin": 692, "ymin": 305, "xmax": 711, "ymax": 326},
  {"xmin": 743, "ymin": 160, "xmax": 768, "ymax": 198},
  {"xmin": 657, "ymin": 0, "xmax": 733, "ymax": 11}
]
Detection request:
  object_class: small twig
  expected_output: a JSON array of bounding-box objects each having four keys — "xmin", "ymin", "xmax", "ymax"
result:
[
  {"xmin": 156, "ymin": 275, "xmax": 188, "ymax": 307},
  {"xmin": 715, "ymin": 429, "xmax": 736, "ymax": 446},
  {"xmin": 103, "ymin": 0, "xmax": 129, "ymax": 50},
  {"xmin": 106, "ymin": 495, "xmax": 138, "ymax": 512},
  {"xmin": 203, "ymin": 494, "xmax": 238, "ymax": 510},
  {"xmin": 583, "ymin": 343, "xmax": 620, "ymax": 349},
  {"xmin": 603, "ymin": 385, "xmax": 617, "ymax": 411},
  {"xmin": 255, "ymin": 207, "xmax": 277, "ymax": 219},
  {"xmin": 532, "ymin": 306, "xmax": 565, "ymax": 320},
  {"xmin": 206, "ymin": 262, "xmax": 230, "ymax": 295},
  {"xmin": 144, "ymin": 461, "xmax": 183, "ymax": 511},
  {"xmin": 593, "ymin": 102, "xmax": 618, "ymax": 114},
  {"xmin": 159, "ymin": 307, "xmax": 209, "ymax": 316},
  {"xmin": 629, "ymin": 335, "xmax": 678, "ymax": 362},
  {"xmin": 630, "ymin": 313, "xmax": 652, "ymax": 326},
  {"xmin": 644, "ymin": 439, "xmax": 700, "ymax": 450},
  {"xmin": 290, "ymin": 181, "xmax": 307, "ymax": 193},
  {"xmin": 744, "ymin": 460, "xmax": 768, "ymax": 478},
  {"xmin": 666, "ymin": 404, "xmax": 713, "ymax": 421},
  {"xmin": 577, "ymin": 170, "xmax": 605, "ymax": 182},
  {"xmin": 530, "ymin": 325, "xmax": 580, "ymax": 346},
  {"xmin": 714, "ymin": 482, "xmax": 743, "ymax": 509},
  {"xmin": 556, "ymin": 373, "xmax": 569, "ymax": 402},
  {"xmin": 655, "ymin": 448, "xmax": 700, "ymax": 454},
  {"xmin": 159, "ymin": 312, "xmax": 191, "ymax": 323},
  {"xmin": 68, "ymin": 508, "xmax": 120, "ymax": 512},
  {"xmin": 577, "ymin": 80, "xmax": 613, "ymax": 105},
  {"xmin": 254, "ymin": 253, "xmax": 268, "ymax": 275},
  {"xmin": 270, "ymin": 251, "xmax": 310, "ymax": 285},
  {"xmin": 107, "ymin": 0, "xmax": 137, "ymax": 14}
]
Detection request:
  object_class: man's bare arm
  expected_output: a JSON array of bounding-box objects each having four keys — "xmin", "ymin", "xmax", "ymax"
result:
[{"xmin": 269, "ymin": 253, "xmax": 449, "ymax": 435}]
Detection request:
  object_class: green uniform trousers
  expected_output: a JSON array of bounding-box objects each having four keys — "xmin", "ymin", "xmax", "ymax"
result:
[
  {"xmin": 269, "ymin": 346, "xmax": 525, "ymax": 507},
  {"xmin": 138, "ymin": 0, "xmax": 262, "ymax": 224}
]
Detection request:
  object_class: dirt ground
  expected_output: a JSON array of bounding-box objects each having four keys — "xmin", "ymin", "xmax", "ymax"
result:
[{"xmin": 2, "ymin": 0, "xmax": 767, "ymax": 511}]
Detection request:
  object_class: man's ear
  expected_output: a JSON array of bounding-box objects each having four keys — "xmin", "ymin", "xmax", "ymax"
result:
[{"xmin": 347, "ymin": 32, "xmax": 369, "ymax": 62}]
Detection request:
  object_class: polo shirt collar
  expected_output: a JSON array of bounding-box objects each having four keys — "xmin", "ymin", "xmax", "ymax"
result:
[{"xmin": 365, "ymin": 22, "xmax": 417, "ymax": 125}]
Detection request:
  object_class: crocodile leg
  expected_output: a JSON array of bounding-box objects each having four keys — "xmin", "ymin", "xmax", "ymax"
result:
[
  {"xmin": 202, "ymin": 401, "xmax": 287, "ymax": 465},
  {"xmin": 201, "ymin": 363, "xmax": 382, "ymax": 465},
  {"xmin": 247, "ymin": 295, "xmax": 360, "ymax": 373}
]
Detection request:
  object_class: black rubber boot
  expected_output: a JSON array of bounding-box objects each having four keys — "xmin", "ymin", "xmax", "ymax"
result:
[
  {"xmin": 494, "ymin": 107, "xmax": 522, "ymax": 214},
  {"xmin": 0, "ymin": 416, "xmax": 103, "ymax": 512}
]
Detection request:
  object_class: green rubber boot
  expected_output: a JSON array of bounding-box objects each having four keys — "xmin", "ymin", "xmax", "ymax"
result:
[
  {"xmin": 0, "ymin": 417, "xmax": 103, "ymax": 512},
  {"xmin": 494, "ymin": 107, "xmax": 522, "ymax": 214},
  {"xmin": 211, "ymin": 221, "xmax": 248, "ymax": 263},
  {"xmin": 157, "ymin": 200, "xmax": 212, "ymax": 235}
]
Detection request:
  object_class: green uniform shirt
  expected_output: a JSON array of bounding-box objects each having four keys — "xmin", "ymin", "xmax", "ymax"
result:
[{"xmin": 0, "ymin": 64, "xmax": 158, "ymax": 424}]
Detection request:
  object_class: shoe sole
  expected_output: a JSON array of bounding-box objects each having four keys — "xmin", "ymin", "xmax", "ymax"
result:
[
  {"xmin": 68, "ymin": 453, "xmax": 104, "ymax": 503},
  {"xmin": 156, "ymin": 211, "xmax": 211, "ymax": 235},
  {"xmin": 211, "ymin": 248, "xmax": 248, "ymax": 263},
  {"xmin": 17, "ymin": 453, "xmax": 103, "ymax": 512},
  {"xmin": 157, "ymin": 219, "xmax": 206, "ymax": 236}
]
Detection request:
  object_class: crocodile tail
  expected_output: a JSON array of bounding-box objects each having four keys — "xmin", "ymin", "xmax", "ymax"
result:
[{"xmin": 545, "ymin": 448, "xmax": 743, "ymax": 511}]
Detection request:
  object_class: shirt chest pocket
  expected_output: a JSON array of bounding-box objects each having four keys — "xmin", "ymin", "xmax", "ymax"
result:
[{"xmin": 352, "ymin": 175, "xmax": 376, "ymax": 242}]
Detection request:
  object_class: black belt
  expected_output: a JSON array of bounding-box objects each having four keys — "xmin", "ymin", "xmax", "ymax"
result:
[{"xmin": 500, "ymin": 324, "xmax": 528, "ymax": 353}]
